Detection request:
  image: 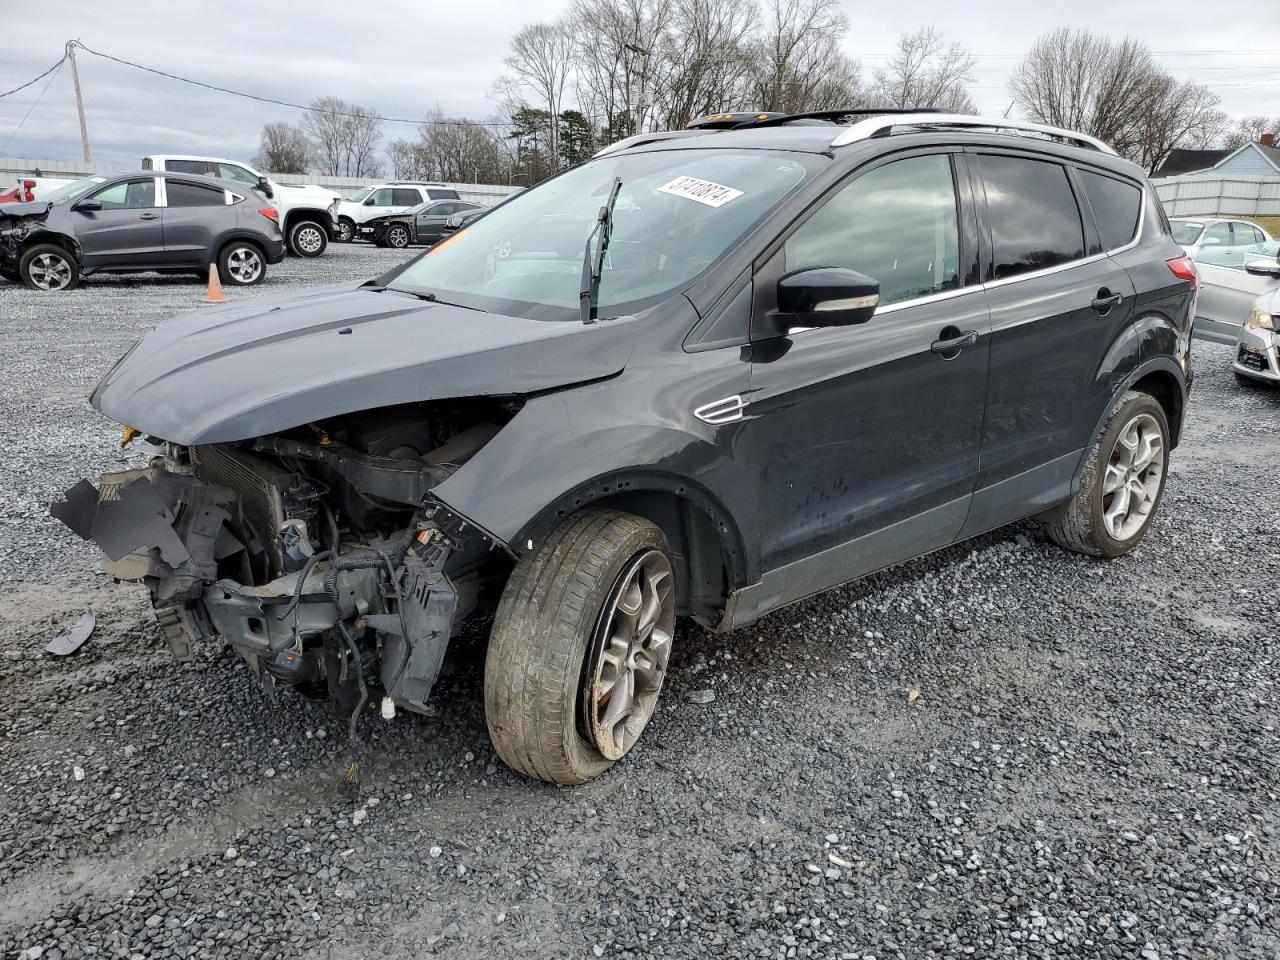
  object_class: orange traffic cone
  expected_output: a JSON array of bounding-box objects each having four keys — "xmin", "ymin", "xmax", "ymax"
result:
[{"xmin": 206, "ymin": 263, "xmax": 226, "ymax": 303}]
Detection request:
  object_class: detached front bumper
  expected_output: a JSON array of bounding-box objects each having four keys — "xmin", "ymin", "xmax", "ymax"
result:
[{"xmin": 51, "ymin": 465, "xmax": 460, "ymax": 715}]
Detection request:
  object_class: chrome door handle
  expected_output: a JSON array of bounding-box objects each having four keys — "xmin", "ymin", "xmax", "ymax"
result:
[{"xmin": 138, "ymin": 212, "xmax": 159, "ymax": 220}]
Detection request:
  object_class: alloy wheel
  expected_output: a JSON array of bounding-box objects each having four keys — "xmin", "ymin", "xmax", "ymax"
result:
[
  {"xmin": 1102, "ymin": 411, "xmax": 1164, "ymax": 541},
  {"xmin": 336, "ymin": 220, "xmax": 354, "ymax": 242},
  {"xmin": 583, "ymin": 549, "xmax": 675, "ymax": 761},
  {"xmin": 294, "ymin": 225, "xmax": 324, "ymax": 255},
  {"xmin": 388, "ymin": 225, "xmax": 410, "ymax": 248},
  {"xmin": 28, "ymin": 253, "xmax": 73, "ymax": 290},
  {"xmin": 226, "ymin": 247, "xmax": 263, "ymax": 284}
]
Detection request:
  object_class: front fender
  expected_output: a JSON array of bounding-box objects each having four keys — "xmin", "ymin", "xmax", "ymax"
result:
[{"xmin": 431, "ymin": 392, "xmax": 756, "ymax": 584}]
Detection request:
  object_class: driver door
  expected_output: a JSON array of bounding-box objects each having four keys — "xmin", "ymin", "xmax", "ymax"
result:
[
  {"xmin": 744, "ymin": 151, "xmax": 990, "ymax": 595},
  {"xmin": 73, "ymin": 177, "xmax": 163, "ymax": 270}
]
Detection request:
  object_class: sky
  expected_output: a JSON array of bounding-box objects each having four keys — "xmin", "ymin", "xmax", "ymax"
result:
[{"xmin": 2, "ymin": 0, "xmax": 1278, "ymax": 171}]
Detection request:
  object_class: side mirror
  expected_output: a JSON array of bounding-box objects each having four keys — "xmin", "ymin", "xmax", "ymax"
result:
[
  {"xmin": 1245, "ymin": 259, "xmax": 1280, "ymax": 279},
  {"xmin": 363, "ymin": 196, "xmax": 377, "ymax": 206},
  {"xmin": 256, "ymin": 176, "xmax": 274, "ymax": 199},
  {"xmin": 74, "ymin": 198, "xmax": 102, "ymax": 212},
  {"xmin": 1202, "ymin": 237, "xmax": 1221, "ymax": 246},
  {"xmin": 774, "ymin": 267, "xmax": 879, "ymax": 330}
]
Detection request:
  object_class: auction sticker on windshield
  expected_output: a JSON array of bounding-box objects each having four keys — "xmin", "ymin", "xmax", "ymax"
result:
[{"xmin": 657, "ymin": 176, "xmax": 744, "ymax": 208}]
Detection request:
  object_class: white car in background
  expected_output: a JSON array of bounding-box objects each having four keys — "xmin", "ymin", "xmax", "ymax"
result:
[
  {"xmin": 1233, "ymin": 260, "xmax": 1280, "ymax": 386},
  {"xmin": 1187, "ymin": 229, "xmax": 1280, "ymax": 344},
  {"xmin": 142, "ymin": 155, "xmax": 341, "ymax": 258},
  {"xmin": 1171, "ymin": 217, "xmax": 1272, "ymax": 264},
  {"xmin": 334, "ymin": 182, "xmax": 460, "ymax": 242}
]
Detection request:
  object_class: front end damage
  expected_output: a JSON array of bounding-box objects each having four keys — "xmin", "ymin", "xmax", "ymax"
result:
[
  {"xmin": 0, "ymin": 202, "xmax": 52, "ymax": 272},
  {"xmin": 52, "ymin": 400, "xmax": 515, "ymax": 718}
]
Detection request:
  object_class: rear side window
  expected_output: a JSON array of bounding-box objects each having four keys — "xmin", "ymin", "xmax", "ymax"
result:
[
  {"xmin": 1233, "ymin": 223, "xmax": 1263, "ymax": 245},
  {"xmin": 392, "ymin": 188, "xmax": 421, "ymax": 205},
  {"xmin": 1078, "ymin": 170, "xmax": 1141, "ymax": 250},
  {"xmin": 784, "ymin": 154, "xmax": 961, "ymax": 306},
  {"xmin": 215, "ymin": 163, "xmax": 260, "ymax": 186},
  {"xmin": 166, "ymin": 181, "xmax": 226, "ymax": 207},
  {"xmin": 426, "ymin": 188, "xmax": 459, "ymax": 200},
  {"xmin": 165, "ymin": 159, "xmax": 209, "ymax": 175},
  {"xmin": 979, "ymin": 155, "xmax": 1085, "ymax": 280}
]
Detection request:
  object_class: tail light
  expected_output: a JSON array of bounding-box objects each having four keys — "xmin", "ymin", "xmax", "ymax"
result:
[
  {"xmin": 21, "ymin": 179, "xmax": 35, "ymax": 202},
  {"xmin": 258, "ymin": 207, "xmax": 279, "ymax": 223},
  {"xmin": 1167, "ymin": 255, "xmax": 1198, "ymax": 291}
]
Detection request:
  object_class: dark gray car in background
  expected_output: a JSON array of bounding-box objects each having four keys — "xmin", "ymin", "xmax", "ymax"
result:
[{"xmin": 0, "ymin": 171, "xmax": 285, "ymax": 290}]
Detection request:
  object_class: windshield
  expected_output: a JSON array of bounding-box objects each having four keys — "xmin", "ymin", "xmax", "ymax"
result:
[
  {"xmin": 40, "ymin": 176, "xmax": 106, "ymax": 205},
  {"xmin": 1170, "ymin": 221, "xmax": 1204, "ymax": 245},
  {"xmin": 388, "ymin": 149, "xmax": 814, "ymax": 320}
]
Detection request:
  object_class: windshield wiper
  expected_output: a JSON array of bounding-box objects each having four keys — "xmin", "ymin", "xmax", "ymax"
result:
[{"xmin": 579, "ymin": 177, "xmax": 623, "ymax": 324}]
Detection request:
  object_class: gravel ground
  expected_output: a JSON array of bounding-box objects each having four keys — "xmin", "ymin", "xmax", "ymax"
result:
[{"xmin": 1, "ymin": 247, "xmax": 1279, "ymax": 960}]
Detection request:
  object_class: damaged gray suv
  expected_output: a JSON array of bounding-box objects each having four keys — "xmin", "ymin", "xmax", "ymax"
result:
[{"xmin": 55, "ymin": 110, "xmax": 1195, "ymax": 784}]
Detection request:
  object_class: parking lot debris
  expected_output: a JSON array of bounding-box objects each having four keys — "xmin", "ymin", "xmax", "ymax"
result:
[
  {"xmin": 44, "ymin": 611, "xmax": 94, "ymax": 657},
  {"xmin": 689, "ymin": 689, "xmax": 716, "ymax": 704}
]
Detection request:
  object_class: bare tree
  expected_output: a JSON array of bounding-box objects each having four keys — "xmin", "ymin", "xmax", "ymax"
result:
[
  {"xmin": 1222, "ymin": 114, "xmax": 1280, "ymax": 149},
  {"xmin": 389, "ymin": 114, "xmax": 509, "ymax": 183},
  {"xmin": 302, "ymin": 97, "xmax": 383, "ymax": 177},
  {"xmin": 1010, "ymin": 29, "xmax": 1224, "ymax": 172},
  {"xmin": 503, "ymin": 21, "xmax": 575, "ymax": 164},
  {"xmin": 650, "ymin": 0, "xmax": 759, "ymax": 130},
  {"xmin": 568, "ymin": 0, "xmax": 671, "ymax": 138},
  {"xmin": 744, "ymin": 0, "xmax": 865, "ymax": 113},
  {"xmin": 253, "ymin": 121, "xmax": 311, "ymax": 174},
  {"xmin": 871, "ymin": 27, "xmax": 976, "ymax": 113}
]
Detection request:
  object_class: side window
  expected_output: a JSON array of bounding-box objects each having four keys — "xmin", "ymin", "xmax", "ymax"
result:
[
  {"xmin": 784, "ymin": 154, "xmax": 960, "ymax": 306},
  {"xmin": 392, "ymin": 188, "xmax": 422, "ymax": 205},
  {"xmin": 92, "ymin": 179, "xmax": 156, "ymax": 210},
  {"xmin": 1202, "ymin": 222, "xmax": 1232, "ymax": 247},
  {"xmin": 979, "ymin": 155, "xmax": 1085, "ymax": 279},
  {"xmin": 1232, "ymin": 223, "xmax": 1262, "ymax": 246},
  {"xmin": 166, "ymin": 181, "xmax": 227, "ymax": 207},
  {"xmin": 433, "ymin": 202, "xmax": 460, "ymax": 216},
  {"xmin": 165, "ymin": 159, "xmax": 209, "ymax": 175},
  {"xmin": 426, "ymin": 189, "xmax": 459, "ymax": 200},
  {"xmin": 215, "ymin": 163, "xmax": 260, "ymax": 186},
  {"xmin": 1078, "ymin": 170, "xmax": 1142, "ymax": 251},
  {"xmin": 370, "ymin": 188, "xmax": 394, "ymax": 205}
]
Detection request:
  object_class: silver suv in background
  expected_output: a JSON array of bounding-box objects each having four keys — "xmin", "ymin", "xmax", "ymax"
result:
[{"xmin": 143, "ymin": 155, "xmax": 341, "ymax": 259}]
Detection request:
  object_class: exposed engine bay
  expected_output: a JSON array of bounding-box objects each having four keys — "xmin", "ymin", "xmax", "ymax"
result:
[
  {"xmin": 0, "ymin": 204, "xmax": 52, "ymax": 270},
  {"xmin": 52, "ymin": 397, "xmax": 519, "ymax": 720}
]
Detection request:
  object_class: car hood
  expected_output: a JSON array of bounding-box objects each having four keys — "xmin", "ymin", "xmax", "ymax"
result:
[
  {"xmin": 91, "ymin": 283, "xmax": 640, "ymax": 444},
  {"xmin": 0, "ymin": 201, "xmax": 51, "ymax": 219}
]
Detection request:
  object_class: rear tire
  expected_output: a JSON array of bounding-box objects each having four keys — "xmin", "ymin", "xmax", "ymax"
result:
[
  {"xmin": 335, "ymin": 218, "xmax": 356, "ymax": 243},
  {"xmin": 484, "ymin": 510, "xmax": 675, "ymax": 785},
  {"xmin": 19, "ymin": 243, "xmax": 79, "ymax": 290},
  {"xmin": 217, "ymin": 241, "xmax": 266, "ymax": 286},
  {"xmin": 1042, "ymin": 390, "xmax": 1169, "ymax": 558},
  {"xmin": 287, "ymin": 219, "xmax": 327, "ymax": 258}
]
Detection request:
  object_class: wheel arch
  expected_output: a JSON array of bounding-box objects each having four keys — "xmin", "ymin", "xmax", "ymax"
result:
[
  {"xmin": 282, "ymin": 209, "xmax": 333, "ymax": 238},
  {"xmin": 216, "ymin": 231, "xmax": 268, "ymax": 261},
  {"xmin": 513, "ymin": 470, "xmax": 751, "ymax": 630}
]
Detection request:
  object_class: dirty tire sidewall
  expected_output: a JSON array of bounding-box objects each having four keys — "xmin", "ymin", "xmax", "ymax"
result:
[
  {"xmin": 19, "ymin": 243, "xmax": 80, "ymax": 291},
  {"xmin": 1042, "ymin": 390, "xmax": 1170, "ymax": 558},
  {"xmin": 484, "ymin": 509, "xmax": 672, "ymax": 785}
]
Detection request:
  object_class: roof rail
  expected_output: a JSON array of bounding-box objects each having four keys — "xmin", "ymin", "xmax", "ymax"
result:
[
  {"xmin": 743, "ymin": 107, "xmax": 943, "ymax": 129},
  {"xmin": 829, "ymin": 113, "xmax": 1116, "ymax": 155},
  {"xmin": 593, "ymin": 129, "xmax": 716, "ymax": 158}
]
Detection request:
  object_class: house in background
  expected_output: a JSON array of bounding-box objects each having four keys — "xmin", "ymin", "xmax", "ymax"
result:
[{"xmin": 1153, "ymin": 134, "xmax": 1280, "ymax": 219}]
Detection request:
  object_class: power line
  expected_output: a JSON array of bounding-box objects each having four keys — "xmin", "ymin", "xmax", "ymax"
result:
[
  {"xmin": 68, "ymin": 40, "xmax": 519, "ymax": 128},
  {"xmin": 0, "ymin": 58, "xmax": 65, "ymax": 154},
  {"xmin": 0, "ymin": 54, "xmax": 67, "ymax": 99}
]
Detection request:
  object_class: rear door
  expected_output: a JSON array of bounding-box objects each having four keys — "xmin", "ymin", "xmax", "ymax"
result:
[
  {"xmin": 746, "ymin": 150, "xmax": 990, "ymax": 588},
  {"xmin": 963, "ymin": 152, "xmax": 1139, "ymax": 536},
  {"xmin": 160, "ymin": 178, "xmax": 233, "ymax": 266},
  {"xmin": 74, "ymin": 177, "xmax": 163, "ymax": 269}
]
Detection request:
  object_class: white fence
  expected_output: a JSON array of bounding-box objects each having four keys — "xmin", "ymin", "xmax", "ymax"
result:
[
  {"xmin": 1152, "ymin": 173, "xmax": 1280, "ymax": 218},
  {"xmin": 0, "ymin": 156, "xmax": 521, "ymax": 207}
]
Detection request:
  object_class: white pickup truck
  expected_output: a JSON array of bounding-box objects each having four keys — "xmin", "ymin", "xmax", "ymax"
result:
[
  {"xmin": 0, "ymin": 175, "xmax": 75, "ymax": 203},
  {"xmin": 141, "ymin": 155, "xmax": 341, "ymax": 258}
]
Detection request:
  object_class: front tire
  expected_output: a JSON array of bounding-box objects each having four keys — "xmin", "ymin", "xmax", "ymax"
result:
[
  {"xmin": 335, "ymin": 218, "xmax": 356, "ymax": 243},
  {"xmin": 19, "ymin": 244, "xmax": 79, "ymax": 290},
  {"xmin": 1042, "ymin": 390, "xmax": 1170, "ymax": 557},
  {"xmin": 288, "ymin": 220, "xmax": 328, "ymax": 258},
  {"xmin": 217, "ymin": 241, "xmax": 266, "ymax": 286},
  {"xmin": 484, "ymin": 510, "xmax": 676, "ymax": 785},
  {"xmin": 386, "ymin": 224, "xmax": 411, "ymax": 249}
]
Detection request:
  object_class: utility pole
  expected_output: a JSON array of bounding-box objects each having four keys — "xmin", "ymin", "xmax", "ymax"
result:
[
  {"xmin": 67, "ymin": 42, "xmax": 91, "ymax": 164},
  {"xmin": 624, "ymin": 42, "xmax": 651, "ymax": 136}
]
